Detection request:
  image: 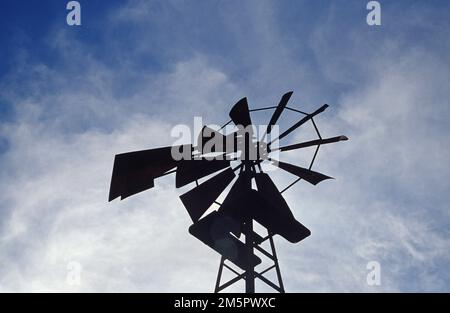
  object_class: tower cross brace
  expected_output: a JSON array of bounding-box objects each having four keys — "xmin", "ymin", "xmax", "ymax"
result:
[{"xmin": 214, "ymin": 230, "xmax": 285, "ymax": 293}]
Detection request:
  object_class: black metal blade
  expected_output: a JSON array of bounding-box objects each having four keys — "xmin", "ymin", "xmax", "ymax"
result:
[
  {"xmin": 229, "ymin": 97, "xmax": 252, "ymax": 127},
  {"xmin": 272, "ymin": 159, "xmax": 333, "ymax": 185},
  {"xmin": 266, "ymin": 91, "xmax": 293, "ymax": 135},
  {"xmin": 217, "ymin": 173, "xmax": 253, "ymax": 237},
  {"xmin": 254, "ymin": 173, "xmax": 311, "ymax": 243},
  {"xmin": 197, "ymin": 126, "xmax": 237, "ymax": 155},
  {"xmin": 275, "ymin": 104, "xmax": 329, "ymax": 142},
  {"xmin": 175, "ymin": 159, "xmax": 231, "ymax": 188},
  {"xmin": 109, "ymin": 145, "xmax": 191, "ymax": 201},
  {"xmin": 180, "ymin": 168, "xmax": 236, "ymax": 222},
  {"xmin": 278, "ymin": 135, "xmax": 348, "ymax": 152},
  {"xmin": 189, "ymin": 211, "xmax": 261, "ymax": 270},
  {"xmin": 216, "ymin": 182, "xmax": 311, "ymax": 244}
]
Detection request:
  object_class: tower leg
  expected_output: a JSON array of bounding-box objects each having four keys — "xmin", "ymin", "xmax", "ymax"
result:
[
  {"xmin": 214, "ymin": 256, "xmax": 225, "ymax": 293},
  {"xmin": 269, "ymin": 233, "xmax": 285, "ymax": 293},
  {"xmin": 244, "ymin": 219, "xmax": 255, "ymax": 293}
]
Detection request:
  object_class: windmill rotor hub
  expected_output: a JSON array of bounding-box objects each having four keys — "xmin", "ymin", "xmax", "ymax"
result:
[{"xmin": 235, "ymin": 139, "xmax": 269, "ymax": 162}]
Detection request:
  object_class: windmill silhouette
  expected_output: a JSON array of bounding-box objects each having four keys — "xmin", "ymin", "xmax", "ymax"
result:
[{"xmin": 108, "ymin": 91, "xmax": 348, "ymax": 293}]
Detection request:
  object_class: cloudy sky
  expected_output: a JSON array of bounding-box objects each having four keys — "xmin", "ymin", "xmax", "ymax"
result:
[{"xmin": 0, "ymin": 0, "xmax": 449, "ymax": 292}]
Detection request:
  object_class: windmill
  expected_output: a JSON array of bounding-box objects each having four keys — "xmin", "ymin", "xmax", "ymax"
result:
[{"xmin": 108, "ymin": 91, "xmax": 348, "ymax": 293}]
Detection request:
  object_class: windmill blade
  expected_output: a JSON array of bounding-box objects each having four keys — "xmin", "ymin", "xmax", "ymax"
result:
[
  {"xmin": 229, "ymin": 98, "xmax": 256, "ymax": 159},
  {"xmin": 175, "ymin": 159, "xmax": 231, "ymax": 188},
  {"xmin": 197, "ymin": 126, "xmax": 237, "ymax": 155},
  {"xmin": 109, "ymin": 145, "xmax": 191, "ymax": 201},
  {"xmin": 266, "ymin": 91, "xmax": 293, "ymax": 135},
  {"xmin": 272, "ymin": 159, "xmax": 333, "ymax": 185},
  {"xmin": 229, "ymin": 97, "xmax": 252, "ymax": 127},
  {"xmin": 217, "ymin": 173, "xmax": 252, "ymax": 237},
  {"xmin": 189, "ymin": 211, "xmax": 261, "ymax": 270},
  {"xmin": 216, "ymin": 182, "xmax": 311, "ymax": 244},
  {"xmin": 180, "ymin": 168, "xmax": 236, "ymax": 222},
  {"xmin": 254, "ymin": 173, "xmax": 292, "ymax": 216},
  {"xmin": 274, "ymin": 104, "xmax": 329, "ymax": 142},
  {"xmin": 216, "ymin": 172, "xmax": 311, "ymax": 243},
  {"xmin": 253, "ymin": 174, "xmax": 310, "ymax": 243},
  {"xmin": 277, "ymin": 135, "xmax": 348, "ymax": 152}
]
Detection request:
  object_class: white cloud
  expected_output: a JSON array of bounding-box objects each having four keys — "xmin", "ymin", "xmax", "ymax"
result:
[{"xmin": 0, "ymin": 41, "xmax": 242, "ymax": 292}]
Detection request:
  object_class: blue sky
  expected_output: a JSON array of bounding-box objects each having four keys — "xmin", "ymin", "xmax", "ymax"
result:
[{"xmin": 0, "ymin": 0, "xmax": 449, "ymax": 292}]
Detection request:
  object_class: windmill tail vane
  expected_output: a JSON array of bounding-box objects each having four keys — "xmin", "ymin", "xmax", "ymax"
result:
[{"xmin": 108, "ymin": 91, "xmax": 348, "ymax": 293}]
